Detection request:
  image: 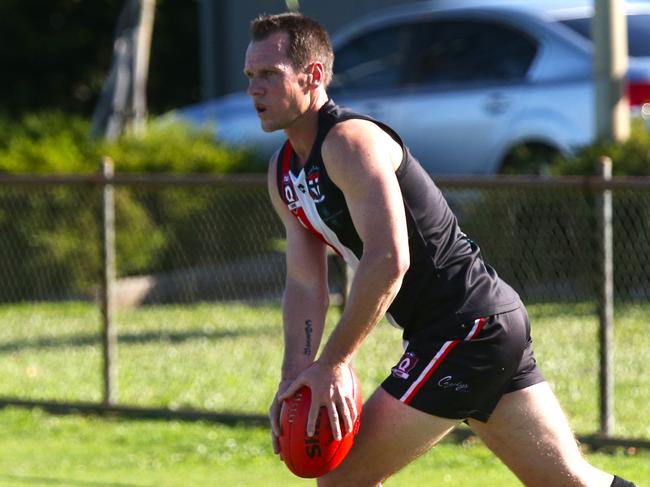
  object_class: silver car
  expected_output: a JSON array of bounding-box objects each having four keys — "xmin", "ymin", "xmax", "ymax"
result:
[{"xmin": 171, "ymin": 0, "xmax": 650, "ymax": 174}]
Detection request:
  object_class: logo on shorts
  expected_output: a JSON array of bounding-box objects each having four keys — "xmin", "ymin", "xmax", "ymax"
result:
[
  {"xmin": 391, "ymin": 352, "xmax": 419, "ymax": 379},
  {"xmin": 437, "ymin": 376, "xmax": 469, "ymax": 393}
]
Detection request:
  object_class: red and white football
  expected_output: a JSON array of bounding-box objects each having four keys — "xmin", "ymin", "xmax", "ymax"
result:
[{"xmin": 279, "ymin": 366, "xmax": 363, "ymax": 478}]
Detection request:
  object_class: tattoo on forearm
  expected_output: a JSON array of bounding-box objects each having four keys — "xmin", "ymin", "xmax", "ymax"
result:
[{"xmin": 303, "ymin": 319, "xmax": 313, "ymax": 355}]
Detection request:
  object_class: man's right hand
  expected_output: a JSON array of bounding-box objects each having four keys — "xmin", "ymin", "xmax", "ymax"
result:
[{"xmin": 269, "ymin": 379, "xmax": 294, "ymax": 457}]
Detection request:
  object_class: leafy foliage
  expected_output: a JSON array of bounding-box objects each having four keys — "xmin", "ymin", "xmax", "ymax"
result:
[
  {"xmin": 0, "ymin": 112, "xmax": 99, "ymax": 173},
  {"xmin": 552, "ymin": 120, "xmax": 650, "ymax": 176},
  {"xmin": 0, "ymin": 112, "xmax": 268, "ymax": 301},
  {"xmin": 466, "ymin": 120, "xmax": 650, "ymax": 305},
  {"xmin": 0, "ymin": 112, "xmax": 264, "ymax": 174}
]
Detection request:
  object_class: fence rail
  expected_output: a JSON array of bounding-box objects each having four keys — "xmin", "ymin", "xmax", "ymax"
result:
[
  {"xmin": 4, "ymin": 172, "xmax": 650, "ymax": 188},
  {"xmin": 0, "ymin": 165, "xmax": 648, "ymax": 449}
]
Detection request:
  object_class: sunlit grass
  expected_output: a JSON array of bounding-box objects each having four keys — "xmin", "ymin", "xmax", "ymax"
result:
[
  {"xmin": 0, "ymin": 301, "xmax": 647, "ymax": 485},
  {"xmin": 0, "ymin": 406, "xmax": 647, "ymax": 487},
  {"xmin": 0, "ymin": 301, "xmax": 647, "ymax": 437}
]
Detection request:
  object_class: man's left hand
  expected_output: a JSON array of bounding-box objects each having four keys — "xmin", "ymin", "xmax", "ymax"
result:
[{"xmin": 278, "ymin": 360, "xmax": 358, "ymax": 441}]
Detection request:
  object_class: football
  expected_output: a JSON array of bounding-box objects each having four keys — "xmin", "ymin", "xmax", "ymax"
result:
[{"xmin": 279, "ymin": 366, "xmax": 363, "ymax": 478}]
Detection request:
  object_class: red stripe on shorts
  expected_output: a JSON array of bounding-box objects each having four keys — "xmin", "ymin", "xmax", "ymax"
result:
[{"xmin": 400, "ymin": 317, "xmax": 487, "ymax": 405}]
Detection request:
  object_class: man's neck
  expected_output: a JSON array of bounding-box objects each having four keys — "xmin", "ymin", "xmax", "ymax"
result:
[{"xmin": 285, "ymin": 92, "xmax": 329, "ymax": 167}]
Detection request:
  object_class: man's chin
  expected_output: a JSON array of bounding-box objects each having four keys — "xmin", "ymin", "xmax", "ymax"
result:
[{"xmin": 260, "ymin": 122, "xmax": 281, "ymax": 133}]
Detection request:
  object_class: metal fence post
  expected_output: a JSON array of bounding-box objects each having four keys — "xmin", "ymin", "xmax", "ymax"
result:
[
  {"xmin": 598, "ymin": 156, "xmax": 614, "ymax": 436},
  {"xmin": 101, "ymin": 157, "xmax": 118, "ymax": 406}
]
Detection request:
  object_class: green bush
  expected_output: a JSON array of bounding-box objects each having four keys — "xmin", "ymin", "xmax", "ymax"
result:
[
  {"xmin": 554, "ymin": 120, "xmax": 650, "ymax": 301},
  {"xmin": 0, "ymin": 111, "xmax": 265, "ymax": 174},
  {"xmin": 0, "ymin": 112, "xmax": 99, "ymax": 173},
  {"xmin": 552, "ymin": 119, "xmax": 650, "ymax": 176},
  {"xmin": 463, "ymin": 119, "xmax": 650, "ymax": 304},
  {"xmin": 0, "ymin": 112, "xmax": 270, "ymax": 302}
]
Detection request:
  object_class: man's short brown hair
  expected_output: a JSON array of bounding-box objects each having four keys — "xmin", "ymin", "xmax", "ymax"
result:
[{"xmin": 250, "ymin": 12, "xmax": 334, "ymax": 86}]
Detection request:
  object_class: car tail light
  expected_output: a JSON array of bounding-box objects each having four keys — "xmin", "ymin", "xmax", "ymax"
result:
[{"xmin": 628, "ymin": 81, "xmax": 650, "ymax": 107}]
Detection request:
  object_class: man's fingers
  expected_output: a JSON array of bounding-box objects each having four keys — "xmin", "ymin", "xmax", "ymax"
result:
[
  {"xmin": 306, "ymin": 400, "xmax": 321, "ymax": 437},
  {"xmin": 271, "ymin": 430, "xmax": 281, "ymax": 455},
  {"xmin": 342, "ymin": 395, "xmax": 356, "ymax": 434},
  {"xmin": 269, "ymin": 401, "xmax": 281, "ymax": 456},
  {"xmin": 269, "ymin": 400, "xmax": 283, "ymax": 437},
  {"xmin": 326, "ymin": 403, "xmax": 342, "ymax": 441},
  {"xmin": 277, "ymin": 380, "xmax": 302, "ymax": 402},
  {"xmin": 333, "ymin": 390, "xmax": 354, "ymax": 435}
]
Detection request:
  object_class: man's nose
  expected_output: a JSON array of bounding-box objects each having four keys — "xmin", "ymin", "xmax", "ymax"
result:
[{"xmin": 247, "ymin": 78, "xmax": 263, "ymax": 97}]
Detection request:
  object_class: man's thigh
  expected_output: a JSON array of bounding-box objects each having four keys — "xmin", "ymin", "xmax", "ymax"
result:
[
  {"xmin": 468, "ymin": 382, "xmax": 613, "ymax": 487},
  {"xmin": 318, "ymin": 387, "xmax": 459, "ymax": 487}
]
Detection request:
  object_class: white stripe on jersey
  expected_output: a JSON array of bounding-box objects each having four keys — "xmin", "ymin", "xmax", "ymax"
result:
[
  {"xmin": 290, "ymin": 170, "xmax": 359, "ymax": 270},
  {"xmin": 289, "ymin": 169, "xmax": 402, "ymax": 330}
]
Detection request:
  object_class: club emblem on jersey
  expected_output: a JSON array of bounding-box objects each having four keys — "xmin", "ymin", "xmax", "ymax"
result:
[
  {"xmin": 306, "ymin": 167, "xmax": 325, "ymax": 203},
  {"xmin": 283, "ymin": 176, "xmax": 301, "ymax": 212},
  {"xmin": 391, "ymin": 352, "xmax": 419, "ymax": 379}
]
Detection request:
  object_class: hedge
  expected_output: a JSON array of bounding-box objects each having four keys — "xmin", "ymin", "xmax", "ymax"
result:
[
  {"xmin": 463, "ymin": 119, "xmax": 650, "ymax": 303},
  {"xmin": 0, "ymin": 112, "xmax": 270, "ymax": 302},
  {"xmin": 552, "ymin": 119, "xmax": 650, "ymax": 177}
]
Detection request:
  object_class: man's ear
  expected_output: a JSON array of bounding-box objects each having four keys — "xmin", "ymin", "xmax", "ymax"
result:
[{"xmin": 306, "ymin": 62, "xmax": 325, "ymax": 87}]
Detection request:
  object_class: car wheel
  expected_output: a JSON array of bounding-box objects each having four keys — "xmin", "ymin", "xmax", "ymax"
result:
[{"xmin": 499, "ymin": 143, "xmax": 561, "ymax": 175}]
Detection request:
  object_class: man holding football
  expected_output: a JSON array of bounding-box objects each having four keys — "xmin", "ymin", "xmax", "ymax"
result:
[{"xmin": 244, "ymin": 12, "xmax": 636, "ymax": 487}]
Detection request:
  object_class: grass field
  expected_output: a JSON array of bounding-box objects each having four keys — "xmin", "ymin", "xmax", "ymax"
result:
[{"xmin": 0, "ymin": 301, "xmax": 648, "ymax": 486}]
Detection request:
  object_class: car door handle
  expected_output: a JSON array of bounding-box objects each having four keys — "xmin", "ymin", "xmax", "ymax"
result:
[{"xmin": 483, "ymin": 93, "xmax": 510, "ymax": 115}]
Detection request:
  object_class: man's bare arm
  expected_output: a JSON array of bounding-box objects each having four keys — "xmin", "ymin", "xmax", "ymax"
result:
[
  {"xmin": 266, "ymin": 152, "xmax": 330, "ymax": 452},
  {"xmin": 279, "ymin": 119, "xmax": 410, "ymax": 439}
]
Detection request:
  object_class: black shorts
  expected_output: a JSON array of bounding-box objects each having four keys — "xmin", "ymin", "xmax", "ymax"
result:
[{"xmin": 381, "ymin": 306, "xmax": 544, "ymax": 422}]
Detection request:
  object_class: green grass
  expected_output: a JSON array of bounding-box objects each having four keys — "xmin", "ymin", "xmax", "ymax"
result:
[
  {"xmin": 0, "ymin": 408, "xmax": 647, "ymax": 487},
  {"xmin": 0, "ymin": 301, "xmax": 648, "ymax": 485}
]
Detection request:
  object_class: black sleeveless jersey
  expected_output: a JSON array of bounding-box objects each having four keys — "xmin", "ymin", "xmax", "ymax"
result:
[{"xmin": 276, "ymin": 100, "xmax": 520, "ymax": 339}]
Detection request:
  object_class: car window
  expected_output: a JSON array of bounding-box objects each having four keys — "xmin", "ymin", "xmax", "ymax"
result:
[
  {"xmin": 559, "ymin": 15, "xmax": 650, "ymax": 57},
  {"xmin": 406, "ymin": 20, "xmax": 538, "ymax": 86},
  {"xmin": 331, "ymin": 24, "xmax": 414, "ymax": 92}
]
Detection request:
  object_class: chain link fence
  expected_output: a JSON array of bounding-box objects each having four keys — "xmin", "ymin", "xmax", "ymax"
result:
[
  {"xmin": 0, "ymin": 170, "xmax": 648, "ymax": 446},
  {"xmin": 447, "ymin": 178, "xmax": 650, "ymax": 304}
]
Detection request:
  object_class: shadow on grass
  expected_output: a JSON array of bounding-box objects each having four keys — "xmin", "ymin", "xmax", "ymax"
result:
[
  {"xmin": 0, "ymin": 474, "xmax": 151, "ymax": 486},
  {"xmin": 0, "ymin": 327, "xmax": 275, "ymax": 354}
]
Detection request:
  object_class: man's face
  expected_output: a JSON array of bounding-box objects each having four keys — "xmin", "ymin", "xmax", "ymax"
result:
[{"xmin": 244, "ymin": 31, "xmax": 310, "ymax": 132}]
